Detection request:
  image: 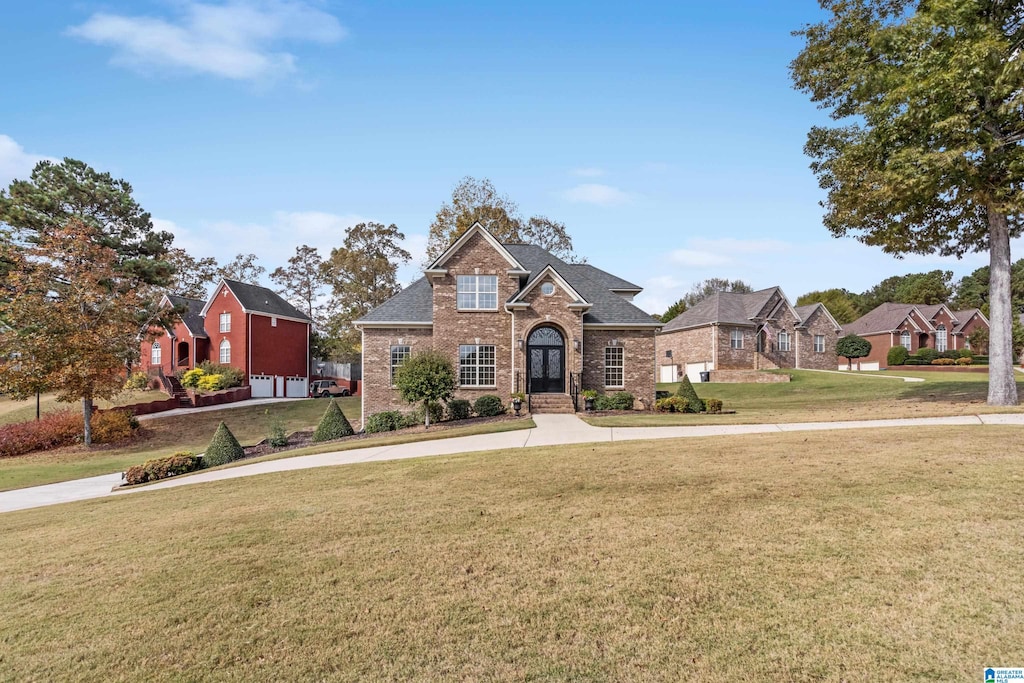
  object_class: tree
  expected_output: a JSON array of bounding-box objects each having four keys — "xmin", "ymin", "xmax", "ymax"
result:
[
  {"xmin": 425, "ymin": 177, "xmax": 579, "ymax": 263},
  {"xmin": 323, "ymin": 222, "xmax": 411, "ymax": 357},
  {"xmin": 165, "ymin": 247, "xmax": 219, "ymax": 299},
  {"xmin": 660, "ymin": 298, "xmax": 688, "ymax": 323},
  {"xmin": 202, "ymin": 421, "xmax": 245, "ymax": 468},
  {"xmin": 796, "ymin": 288, "xmax": 861, "ymax": 324},
  {"xmin": 270, "ymin": 245, "xmax": 326, "ymax": 324},
  {"xmin": 952, "ymin": 259, "xmax": 1024, "ymax": 314},
  {"xmin": 835, "ymin": 334, "xmax": 872, "ymax": 371},
  {"xmin": 791, "ymin": 1, "xmax": 1023, "ymax": 405},
  {"xmin": 393, "ymin": 350, "xmax": 457, "ymax": 427},
  {"xmin": 217, "ymin": 253, "xmax": 265, "ymax": 285},
  {"xmin": 0, "ymin": 220, "xmax": 156, "ymax": 445},
  {"xmin": 684, "ymin": 278, "xmax": 753, "ymax": 307},
  {"xmin": 312, "ymin": 399, "xmax": 354, "ymax": 441},
  {"xmin": 859, "ymin": 271, "xmax": 953, "ymax": 311},
  {"xmin": 0, "ymin": 158, "xmax": 174, "ymax": 286}
]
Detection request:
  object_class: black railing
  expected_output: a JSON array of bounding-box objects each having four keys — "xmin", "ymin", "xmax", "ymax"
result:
[{"xmin": 569, "ymin": 372, "xmax": 581, "ymax": 412}]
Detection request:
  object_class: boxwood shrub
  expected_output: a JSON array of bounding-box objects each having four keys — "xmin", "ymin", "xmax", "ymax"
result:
[
  {"xmin": 202, "ymin": 422, "xmax": 245, "ymax": 468},
  {"xmin": 473, "ymin": 395, "xmax": 505, "ymax": 417},
  {"xmin": 447, "ymin": 399, "xmax": 472, "ymax": 421},
  {"xmin": 312, "ymin": 400, "xmax": 354, "ymax": 442},
  {"xmin": 365, "ymin": 411, "xmax": 406, "ymax": 434},
  {"xmin": 125, "ymin": 452, "xmax": 200, "ymax": 485}
]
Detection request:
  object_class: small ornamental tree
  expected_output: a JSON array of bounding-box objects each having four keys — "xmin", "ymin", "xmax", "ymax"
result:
[
  {"xmin": 675, "ymin": 375, "xmax": 704, "ymax": 413},
  {"xmin": 836, "ymin": 334, "xmax": 872, "ymax": 371},
  {"xmin": 202, "ymin": 421, "xmax": 245, "ymax": 468},
  {"xmin": 313, "ymin": 399, "xmax": 354, "ymax": 442},
  {"xmin": 393, "ymin": 350, "xmax": 457, "ymax": 428}
]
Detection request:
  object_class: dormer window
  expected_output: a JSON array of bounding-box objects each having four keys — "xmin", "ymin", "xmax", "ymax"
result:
[{"xmin": 457, "ymin": 275, "xmax": 498, "ymax": 310}]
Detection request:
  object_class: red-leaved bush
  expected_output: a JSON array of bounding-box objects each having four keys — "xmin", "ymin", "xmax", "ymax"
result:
[
  {"xmin": 124, "ymin": 452, "xmax": 199, "ymax": 485},
  {"xmin": 0, "ymin": 411, "xmax": 82, "ymax": 458}
]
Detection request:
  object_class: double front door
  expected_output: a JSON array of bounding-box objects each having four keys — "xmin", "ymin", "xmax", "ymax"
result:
[{"xmin": 528, "ymin": 326, "xmax": 565, "ymax": 393}]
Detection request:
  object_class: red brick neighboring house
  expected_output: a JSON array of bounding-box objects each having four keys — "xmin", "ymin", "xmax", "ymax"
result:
[
  {"xmin": 655, "ymin": 288, "xmax": 842, "ymax": 382},
  {"xmin": 354, "ymin": 223, "xmax": 662, "ymax": 416},
  {"xmin": 140, "ymin": 279, "xmax": 312, "ymax": 397},
  {"xmin": 841, "ymin": 303, "xmax": 988, "ymax": 367}
]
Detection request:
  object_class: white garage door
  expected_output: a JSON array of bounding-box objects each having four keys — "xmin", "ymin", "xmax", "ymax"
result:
[
  {"xmin": 285, "ymin": 376, "xmax": 308, "ymax": 398},
  {"xmin": 659, "ymin": 365, "xmax": 678, "ymax": 383},
  {"xmin": 249, "ymin": 374, "xmax": 273, "ymax": 398},
  {"xmin": 686, "ymin": 361, "xmax": 713, "ymax": 383}
]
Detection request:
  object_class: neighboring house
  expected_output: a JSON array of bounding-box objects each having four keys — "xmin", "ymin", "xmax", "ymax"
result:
[
  {"xmin": 355, "ymin": 222, "xmax": 661, "ymax": 416},
  {"xmin": 841, "ymin": 303, "xmax": 988, "ymax": 367},
  {"xmin": 655, "ymin": 287, "xmax": 841, "ymax": 382},
  {"xmin": 139, "ymin": 279, "xmax": 312, "ymax": 398}
]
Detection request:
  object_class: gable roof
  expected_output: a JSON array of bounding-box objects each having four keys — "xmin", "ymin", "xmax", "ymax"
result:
[
  {"xmin": 163, "ymin": 294, "xmax": 208, "ymax": 338},
  {"xmin": 355, "ymin": 237, "xmax": 659, "ymax": 328},
  {"xmin": 794, "ymin": 303, "xmax": 842, "ymax": 332},
  {"xmin": 201, "ymin": 279, "xmax": 312, "ymax": 323},
  {"xmin": 426, "ymin": 222, "xmax": 525, "ymax": 272},
  {"xmin": 953, "ymin": 308, "xmax": 988, "ymax": 334},
  {"xmin": 659, "ymin": 287, "xmax": 791, "ymax": 333},
  {"xmin": 841, "ymin": 302, "xmax": 960, "ymax": 336}
]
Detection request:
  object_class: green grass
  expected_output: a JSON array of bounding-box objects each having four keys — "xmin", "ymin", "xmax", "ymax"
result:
[
  {"xmin": 0, "ymin": 390, "xmax": 171, "ymax": 426},
  {"xmin": 0, "ymin": 398, "xmax": 358, "ymax": 491},
  {"xmin": 582, "ymin": 369, "xmax": 1024, "ymax": 427},
  {"xmin": 1, "ymin": 427, "xmax": 1020, "ymax": 680}
]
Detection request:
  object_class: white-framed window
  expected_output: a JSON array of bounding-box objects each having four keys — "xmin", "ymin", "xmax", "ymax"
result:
[
  {"xmin": 457, "ymin": 275, "xmax": 498, "ymax": 310},
  {"xmin": 541, "ymin": 282, "xmax": 555, "ymax": 296},
  {"xmin": 900, "ymin": 331, "xmax": 911, "ymax": 350},
  {"xmin": 814, "ymin": 334, "xmax": 825, "ymax": 353},
  {"xmin": 151, "ymin": 341, "xmax": 161, "ymax": 365},
  {"xmin": 390, "ymin": 345, "xmax": 411, "ymax": 384},
  {"xmin": 271, "ymin": 317, "xmax": 277, "ymax": 327},
  {"xmin": 777, "ymin": 331, "xmax": 791, "ymax": 352},
  {"xmin": 730, "ymin": 329, "xmax": 743, "ymax": 350},
  {"xmin": 605, "ymin": 346, "xmax": 624, "ymax": 388},
  {"xmin": 219, "ymin": 339, "xmax": 231, "ymax": 364},
  {"xmin": 219, "ymin": 313, "xmax": 231, "ymax": 332},
  {"xmin": 936, "ymin": 324, "xmax": 947, "ymax": 352},
  {"xmin": 459, "ymin": 344, "xmax": 496, "ymax": 386}
]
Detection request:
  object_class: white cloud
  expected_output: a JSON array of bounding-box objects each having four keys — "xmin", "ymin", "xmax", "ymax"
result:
[
  {"xmin": 571, "ymin": 167, "xmax": 605, "ymax": 178},
  {"xmin": 561, "ymin": 183, "xmax": 631, "ymax": 206},
  {"xmin": 0, "ymin": 134, "xmax": 56, "ymax": 188},
  {"xmin": 67, "ymin": 0, "xmax": 346, "ymax": 82}
]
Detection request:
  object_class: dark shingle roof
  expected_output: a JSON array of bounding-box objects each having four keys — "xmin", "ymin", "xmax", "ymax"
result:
[
  {"xmin": 222, "ymin": 279, "xmax": 311, "ymax": 322},
  {"xmin": 166, "ymin": 294, "xmax": 208, "ymax": 338},
  {"xmin": 356, "ymin": 242, "xmax": 658, "ymax": 327},
  {"xmin": 357, "ymin": 277, "xmax": 433, "ymax": 324},
  {"xmin": 659, "ymin": 287, "xmax": 781, "ymax": 333},
  {"xmin": 953, "ymin": 309, "xmax": 985, "ymax": 334},
  {"xmin": 842, "ymin": 302, "xmax": 938, "ymax": 336}
]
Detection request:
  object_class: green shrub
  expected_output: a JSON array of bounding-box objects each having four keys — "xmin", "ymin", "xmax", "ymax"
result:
[
  {"xmin": 886, "ymin": 346, "xmax": 909, "ymax": 366},
  {"xmin": 473, "ymin": 395, "xmax": 505, "ymax": 417},
  {"xmin": 313, "ymin": 400, "xmax": 355, "ymax": 442},
  {"xmin": 594, "ymin": 394, "xmax": 614, "ymax": 410},
  {"xmin": 124, "ymin": 452, "xmax": 200, "ymax": 485},
  {"xmin": 447, "ymin": 399, "xmax": 472, "ymax": 421},
  {"xmin": 202, "ymin": 422, "xmax": 245, "ymax": 468},
  {"xmin": 181, "ymin": 368, "xmax": 204, "ymax": 388},
  {"xmin": 266, "ymin": 410, "xmax": 288, "ymax": 447},
  {"xmin": 365, "ymin": 411, "xmax": 405, "ymax": 434},
  {"xmin": 675, "ymin": 376, "xmax": 702, "ymax": 412},
  {"xmin": 414, "ymin": 401, "xmax": 445, "ymax": 426},
  {"xmin": 705, "ymin": 398, "xmax": 723, "ymax": 414},
  {"xmin": 198, "ymin": 362, "xmax": 245, "ymax": 388},
  {"xmin": 402, "ymin": 412, "xmax": 420, "ymax": 428},
  {"xmin": 608, "ymin": 391, "xmax": 634, "ymax": 410},
  {"xmin": 655, "ymin": 396, "xmax": 688, "ymax": 412},
  {"xmin": 91, "ymin": 410, "xmax": 139, "ymax": 444},
  {"xmin": 916, "ymin": 347, "xmax": 940, "ymax": 362},
  {"xmin": 124, "ymin": 372, "xmax": 149, "ymax": 391},
  {"xmin": 197, "ymin": 373, "xmax": 225, "ymax": 391}
]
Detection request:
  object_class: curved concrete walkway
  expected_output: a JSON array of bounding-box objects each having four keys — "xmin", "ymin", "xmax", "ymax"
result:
[{"xmin": 2, "ymin": 412, "xmax": 1023, "ymax": 514}]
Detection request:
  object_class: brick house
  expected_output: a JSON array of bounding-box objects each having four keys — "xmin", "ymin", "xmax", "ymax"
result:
[
  {"xmin": 355, "ymin": 223, "xmax": 662, "ymax": 416},
  {"xmin": 139, "ymin": 279, "xmax": 312, "ymax": 397},
  {"xmin": 655, "ymin": 287, "xmax": 841, "ymax": 382},
  {"xmin": 841, "ymin": 303, "xmax": 988, "ymax": 367}
]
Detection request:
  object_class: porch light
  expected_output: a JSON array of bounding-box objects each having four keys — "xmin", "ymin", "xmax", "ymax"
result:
[
  {"xmin": 517, "ymin": 338, "xmax": 524, "ymax": 350},
  {"xmin": 573, "ymin": 338, "xmax": 581, "ymax": 352}
]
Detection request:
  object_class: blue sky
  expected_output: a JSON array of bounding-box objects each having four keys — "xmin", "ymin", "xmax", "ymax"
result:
[{"xmin": 0, "ymin": 0, "xmax": 1007, "ymax": 314}]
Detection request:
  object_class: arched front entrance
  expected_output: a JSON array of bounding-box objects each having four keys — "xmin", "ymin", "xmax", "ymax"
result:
[
  {"xmin": 176, "ymin": 341, "xmax": 190, "ymax": 368},
  {"xmin": 527, "ymin": 326, "xmax": 565, "ymax": 393}
]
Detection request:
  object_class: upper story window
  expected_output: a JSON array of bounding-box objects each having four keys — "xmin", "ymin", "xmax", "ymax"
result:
[
  {"xmin": 219, "ymin": 339, "xmax": 231, "ymax": 364},
  {"xmin": 777, "ymin": 331, "xmax": 791, "ymax": 352},
  {"xmin": 219, "ymin": 313, "xmax": 231, "ymax": 333},
  {"xmin": 151, "ymin": 342, "xmax": 161, "ymax": 365},
  {"xmin": 936, "ymin": 324, "xmax": 947, "ymax": 352},
  {"xmin": 730, "ymin": 329, "xmax": 743, "ymax": 350},
  {"xmin": 814, "ymin": 335, "xmax": 825, "ymax": 353},
  {"xmin": 900, "ymin": 331, "xmax": 911, "ymax": 350},
  {"xmin": 541, "ymin": 282, "xmax": 555, "ymax": 296},
  {"xmin": 390, "ymin": 345, "xmax": 411, "ymax": 384},
  {"xmin": 457, "ymin": 275, "xmax": 498, "ymax": 310}
]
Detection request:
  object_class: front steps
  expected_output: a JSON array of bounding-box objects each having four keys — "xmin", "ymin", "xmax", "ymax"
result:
[{"xmin": 528, "ymin": 393, "xmax": 576, "ymax": 414}]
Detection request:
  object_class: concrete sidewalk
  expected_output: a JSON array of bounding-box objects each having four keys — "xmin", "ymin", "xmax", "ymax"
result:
[{"xmin": 2, "ymin": 412, "xmax": 1023, "ymax": 514}]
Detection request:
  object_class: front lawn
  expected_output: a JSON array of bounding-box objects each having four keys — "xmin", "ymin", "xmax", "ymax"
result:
[
  {"xmin": 581, "ymin": 369, "xmax": 1024, "ymax": 427},
  {"xmin": 0, "ymin": 389, "xmax": 171, "ymax": 427},
  {"xmin": 0, "ymin": 426, "xmax": 1020, "ymax": 680}
]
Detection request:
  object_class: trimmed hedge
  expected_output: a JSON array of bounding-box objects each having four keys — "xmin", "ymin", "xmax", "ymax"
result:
[
  {"xmin": 887, "ymin": 346, "xmax": 909, "ymax": 366},
  {"xmin": 705, "ymin": 398, "xmax": 723, "ymax": 414},
  {"xmin": 202, "ymin": 422, "xmax": 245, "ymax": 468},
  {"xmin": 125, "ymin": 452, "xmax": 200, "ymax": 485},
  {"xmin": 447, "ymin": 399, "xmax": 472, "ymax": 421},
  {"xmin": 473, "ymin": 395, "xmax": 505, "ymax": 417},
  {"xmin": 0, "ymin": 411, "xmax": 81, "ymax": 458},
  {"xmin": 313, "ymin": 400, "xmax": 354, "ymax": 442},
  {"xmin": 675, "ymin": 377, "xmax": 704, "ymax": 413},
  {"xmin": 365, "ymin": 411, "xmax": 406, "ymax": 434}
]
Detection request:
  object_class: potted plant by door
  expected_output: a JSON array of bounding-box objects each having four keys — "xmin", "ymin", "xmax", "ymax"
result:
[
  {"xmin": 581, "ymin": 389, "xmax": 597, "ymax": 411},
  {"xmin": 510, "ymin": 392, "xmax": 526, "ymax": 416}
]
